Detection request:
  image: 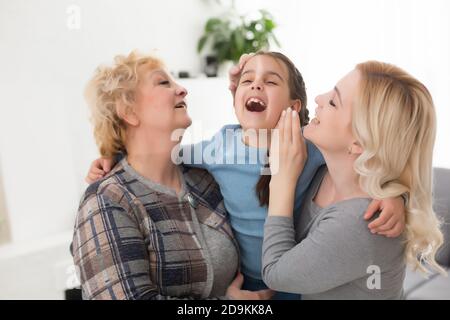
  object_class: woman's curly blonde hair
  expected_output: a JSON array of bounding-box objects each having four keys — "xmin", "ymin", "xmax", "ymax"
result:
[
  {"xmin": 84, "ymin": 51, "xmax": 164, "ymax": 157},
  {"xmin": 353, "ymin": 61, "xmax": 446, "ymax": 276}
]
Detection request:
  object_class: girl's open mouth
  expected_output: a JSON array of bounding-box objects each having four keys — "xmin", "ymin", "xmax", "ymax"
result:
[{"xmin": 245, "ymin": 98, "xmax": 267, "ymax": 112}]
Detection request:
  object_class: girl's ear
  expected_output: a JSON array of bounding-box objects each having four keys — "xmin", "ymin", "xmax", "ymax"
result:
[
  {"xmin": 116, "ymin": 102, "xmax": 139, "ymax": 127},
  {"xmin": 291, "ymin": 99, "xmax": 302, "ymax": 113}
]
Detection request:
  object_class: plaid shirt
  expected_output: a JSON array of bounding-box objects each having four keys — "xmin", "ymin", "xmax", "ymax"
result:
[{"xmin": 71, "ymin": 160, "xmax": 239, "ymax": 300}]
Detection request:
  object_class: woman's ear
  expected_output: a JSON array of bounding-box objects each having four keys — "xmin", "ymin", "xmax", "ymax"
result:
[
  {"xmin": 116, "ymin": 102, "xmax": 139, "ymax": 127},
  {"xmin": 291, "ymin": 99, "xmax": 302, "ymax": 113},
  {"xmin": 351, "ymin": 141, "xmax": 364, "ymax": 155}
]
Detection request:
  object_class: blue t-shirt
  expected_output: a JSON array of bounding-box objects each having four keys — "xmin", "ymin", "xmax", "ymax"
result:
[{"xmin": 181, "ymin": 124, "xmax": 325, "ymax": 280}]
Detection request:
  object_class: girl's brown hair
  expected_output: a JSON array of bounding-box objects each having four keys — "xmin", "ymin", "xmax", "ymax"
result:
[{"xmin": 252, "ymin": 51, "xmax": 309, "ymax": 206}]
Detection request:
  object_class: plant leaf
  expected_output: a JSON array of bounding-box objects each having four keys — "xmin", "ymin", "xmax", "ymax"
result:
[
  {"xmin": 233, "ymin": 29, "xmax": 245, "ymax": 54},
  {"xmin": 199, "ymin": 9, "xmax": 281, "ymax": 62},
  {"xmin": 205, "ymin": 18, "xmax": 222, "ymax": 32},
  {"xmin": 197, "ymin": 35, "xmax": 208, "ymax": 53}
]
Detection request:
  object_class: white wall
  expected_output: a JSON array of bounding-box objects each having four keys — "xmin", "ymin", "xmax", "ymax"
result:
[
  {"xmin": 236, "ymin": 0, "xmax": 450, "ymax": 168},
  {"xmin": 0, "ymin": 231, "xmax": 75, "ymax": 299},
  {"xmin": 0, "ymin": 0, "xmax": 224, "ymax": 244},
  {"xmin": 0, "ymin": 161, "xmax": 10, "ymax": 245}
]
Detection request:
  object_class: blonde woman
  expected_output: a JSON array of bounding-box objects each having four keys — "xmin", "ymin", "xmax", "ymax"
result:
[
  {"xmin": 262, "ymin": 61, "xmax": 446, "ymax": 299},
  {"xmin": 71, "ymin": 51, "xmax": 273, "ymax": 300}
]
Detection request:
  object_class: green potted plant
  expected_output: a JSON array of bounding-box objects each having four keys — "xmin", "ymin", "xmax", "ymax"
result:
[{"xmin": 198, "ymin": 8, "xmax": 280, "ymax": 76}]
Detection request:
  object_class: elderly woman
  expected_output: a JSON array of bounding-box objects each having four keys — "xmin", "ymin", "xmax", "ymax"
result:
[
  {"xmin": 262, "ymin": 61, "xmax": 446, "ymax": 299},
  {"xmin": 71, "ymin": 51, "xmax": 272, "ymax": 300}
]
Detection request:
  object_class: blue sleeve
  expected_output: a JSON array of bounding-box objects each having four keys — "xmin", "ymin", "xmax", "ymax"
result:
[
  {"xmin": 180, "ymin": 140, "xmax": 211, "ymax": 170},
  {"xmin": 180, "ymin": 124, "xmax": 238, "ymax": 170}
]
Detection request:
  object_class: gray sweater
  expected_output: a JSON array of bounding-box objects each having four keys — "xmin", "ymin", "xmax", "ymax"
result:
[{"xmin": 262, "ymin": 166, "xmax": 406, "ymax": 299}]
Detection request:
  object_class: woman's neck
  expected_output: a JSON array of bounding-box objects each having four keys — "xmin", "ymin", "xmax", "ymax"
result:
[
  {"xmin": 126, "ymin": 130, "xmax": 182, "ymax": 194},
  {"xmin": 319, "ymin": 151, "xmax": 368, "ymax": 203}
]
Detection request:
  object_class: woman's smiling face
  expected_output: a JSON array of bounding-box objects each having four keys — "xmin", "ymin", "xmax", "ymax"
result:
[
  {"xmin": 132, "ymin": 67, "xmax": 192, "ymax": 133},
  {"xmin": 234, "ymin": 55, "xmax": 299, "ymax": 131},
  {"xmin": 304, "ymin": 69, "xmax": 361, "ymax": 154}
]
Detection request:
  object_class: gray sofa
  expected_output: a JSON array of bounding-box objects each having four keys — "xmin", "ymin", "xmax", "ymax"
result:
[{"xmin": 403, "ymin": 167, "xmax": 450, "ymax": 299}]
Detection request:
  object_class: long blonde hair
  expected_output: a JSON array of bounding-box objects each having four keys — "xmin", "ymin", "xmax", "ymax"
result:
[
  {"xmin": 84, "ymin": 51, "xmax": 164, "ymax": 157},
  {"xmin": 353, "ymin": 61, "xmax": 446, "ymax": 275}
]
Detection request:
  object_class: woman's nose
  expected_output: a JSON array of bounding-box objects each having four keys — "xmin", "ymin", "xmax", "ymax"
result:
[
  {"xmin": 314, "ymin": 94, "xmax": 324, "ymax": 107},
  {"xmin": 176, "ymin": 85, "xmax": 188, "ymax": 97},
  {"xmin": 314, "ymin": 95, "xmax": 320, "ymax": 105}
]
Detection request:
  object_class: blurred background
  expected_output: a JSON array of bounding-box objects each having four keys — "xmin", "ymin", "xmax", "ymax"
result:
[{"xmin": 0, "ymin": 0, "xmax": 449, "ymax": 299}]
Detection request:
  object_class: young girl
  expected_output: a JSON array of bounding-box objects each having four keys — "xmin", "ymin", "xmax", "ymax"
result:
[{"xmin": 86, "ymin": 52, "xmax": 406, "ymax": 299}]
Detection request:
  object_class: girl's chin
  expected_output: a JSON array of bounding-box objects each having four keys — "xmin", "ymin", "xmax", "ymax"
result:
[
  {"xmin": 240, "ymin": 123, "xmax": 271, "ymax": 131},
  {"xmin": 239, "ymin": 117, "xmax": 274, "ymax": 131}
]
